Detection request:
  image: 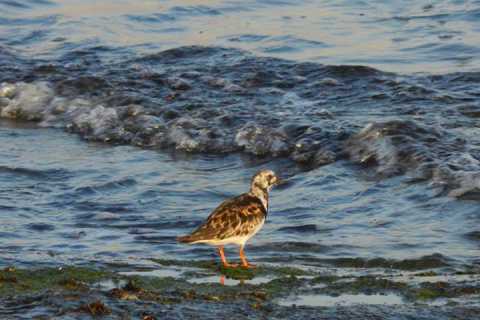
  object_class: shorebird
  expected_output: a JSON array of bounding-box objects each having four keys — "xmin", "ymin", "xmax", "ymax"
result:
[{"xmin": 177, "ymin": 170, "xmax": 279, "ymax": 268}]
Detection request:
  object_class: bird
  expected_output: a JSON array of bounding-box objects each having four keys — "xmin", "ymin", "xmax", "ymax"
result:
[{"xmin": 177, "ymin": 169, "xmax": 279, "ymax": 269}]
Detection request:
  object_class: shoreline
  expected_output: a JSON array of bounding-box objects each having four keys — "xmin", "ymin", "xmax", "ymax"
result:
[{"xmin": 1, "ymin": 259, "xmax": 479, "ymax": 319}]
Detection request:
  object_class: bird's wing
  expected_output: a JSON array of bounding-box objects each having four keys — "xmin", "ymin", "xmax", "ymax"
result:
[{"xmin": 188, "ymin": 193, "xmax": 266, "ymax": 241}]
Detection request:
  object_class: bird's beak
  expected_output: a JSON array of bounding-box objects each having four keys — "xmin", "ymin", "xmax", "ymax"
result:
[{"xmin": 273, "ymin": 177, "xmax": 283, "ymax": 186}]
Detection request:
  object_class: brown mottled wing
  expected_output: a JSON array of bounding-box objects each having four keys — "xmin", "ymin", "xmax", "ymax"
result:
[{"xmin": 187, "ymin": 193, "xmax": 266, "ymax": 241}]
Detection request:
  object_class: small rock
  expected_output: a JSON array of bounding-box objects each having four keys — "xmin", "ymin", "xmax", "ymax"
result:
[{"xmin": 79, "ymin": 300, "xmax": 111, "ymax": 316}]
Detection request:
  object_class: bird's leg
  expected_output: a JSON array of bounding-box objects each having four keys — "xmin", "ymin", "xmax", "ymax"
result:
[
  {"xmin": 217, "ymin": 246, "xmax": 238, "ymax": 268},
  {"xmin": 239, "ymin": 246, "xmax": 256, "ymax": 269}
]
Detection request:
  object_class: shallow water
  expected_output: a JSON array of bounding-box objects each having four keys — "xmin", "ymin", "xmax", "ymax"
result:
[
  {"xmin": 278, "ymin": 293, "xmax": 404, "ymax": 307},
  {"xmin": 0, "ymin": 1, "xmax": 480, "ymax": 274},
  {"xmin": 0, "ymin": 118, "xmax": 478, "ymax": 270}
]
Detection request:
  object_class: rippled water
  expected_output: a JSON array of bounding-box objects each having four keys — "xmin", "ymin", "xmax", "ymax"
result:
[
  {"xmin": 0, "ymin": 0, "xmax": 480, "ymax": 271},
  {"xmin": 2, "ymin": 0, "xmax": 480, "ymax": 73}
]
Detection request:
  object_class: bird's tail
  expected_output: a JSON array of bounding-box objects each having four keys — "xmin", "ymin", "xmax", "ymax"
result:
[{"xmin": 176, "ymin": 235, "xmax": 195, "ymax": 243}]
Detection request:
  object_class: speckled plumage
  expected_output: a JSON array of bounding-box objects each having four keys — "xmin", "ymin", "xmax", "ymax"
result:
[
  {"xmin": 178, "ymin": 169, "xmax": 279, "ymax": 268},
  {"xmin": 179, "ymin": 193, "xmax": 266, "ymax": 245}
]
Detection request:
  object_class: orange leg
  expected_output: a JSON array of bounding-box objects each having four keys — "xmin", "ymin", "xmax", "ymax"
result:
[
  {"xmin": 217, "ymin": 246, "xmax": 238, "ymax": 268},
  {"xmin": 239, "ymin": 246, "xmax": 256, "ymax": 269}
]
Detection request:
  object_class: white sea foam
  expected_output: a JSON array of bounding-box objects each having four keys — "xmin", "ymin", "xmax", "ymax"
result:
[
  {"xmin": 2, "ymin": 80, "xmax": 479, "ymax": 198},
  {"xmin": 346, "ymin": 120, "xmax": 480, "ymax": 197},
  {"xmin": 235, "ymin": 122, "xmax": 290, "ymax": 156},
  {"xmin": 0, "ymin": 82, "xmax": 54, "ymax": 121}
]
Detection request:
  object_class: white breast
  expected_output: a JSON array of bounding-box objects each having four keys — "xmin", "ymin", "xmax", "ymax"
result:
[{"xmin": 257, "ymin": 194, "xmax": 268, "ymax": 212}]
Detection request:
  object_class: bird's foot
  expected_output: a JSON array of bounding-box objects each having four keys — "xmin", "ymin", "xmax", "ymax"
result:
[
  {"xmin": 222, "ymin": 262, "xmax": 239, "ymax": 269},
  {"xmin": 241, "ymin": 263, "xmax": 256, "ymax": 269}
]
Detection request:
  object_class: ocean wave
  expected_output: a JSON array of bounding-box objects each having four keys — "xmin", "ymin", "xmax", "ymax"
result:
[{"xmin": 1, "ymin": 46, "xmax": 479, "ymax": 196}]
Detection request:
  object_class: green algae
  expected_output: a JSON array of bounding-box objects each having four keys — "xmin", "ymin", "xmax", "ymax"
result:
[
  {"xmin": 1, "ymin": 262, "xmax": 479, "ymax": 315},
  {"xmin": 217, "ymin": 264, "xmax": 312, "ymax": 280},
  {"xmin": 218, "ymin": 265, "xmax": 257, "ymax": 280},
  {"xmin": 270, "ymin": 266, "xmax": 313, "ymax": 277},
  {"xmin": 150, "ymin": 257, "xmax": 312, "ymax": 280},
  {"xmin": 0, "ymin": 266, "xmax": 110, "ymax": 296},
  {"xmin": 347, "ymin": 276, "xmax": 408, "ymax": 292},
  {"xmin": 328, "ymin": 254, "xmax": 450, "ymax": 270},
  {"xmin": 414, "ymin": 288, "xmax": 447, "ymax": 300},
  {"xmin": 411, "ymin": 281, "xmax": 480, "ymax": 301},
  {"xmin": 414, "ymin": 271, "xmax": 439, "ymax": 277},
  {"xmin": 312, "ymin": 275, "xmax": 341, "ymax": 284},
  {"xmin": 125, "ymin": 275, "xmax": 186, "ymax": 293},
  {"xmin": 1, "ymin": 254, "xmax": 479, "ymax": 319},
  {"xmin": 263, "ymin": 276, "xmax": 306, "ymax": 297}
]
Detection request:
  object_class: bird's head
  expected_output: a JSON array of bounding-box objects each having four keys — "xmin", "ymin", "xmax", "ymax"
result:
[{"xmin": 251, "ymin": 169, "xmax": 279, "ymax": 192}]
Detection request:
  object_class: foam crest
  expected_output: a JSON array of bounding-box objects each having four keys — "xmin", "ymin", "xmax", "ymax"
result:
[{"xmin": 346, "ymin": 120, "xmax": 480, "ymax": 197}]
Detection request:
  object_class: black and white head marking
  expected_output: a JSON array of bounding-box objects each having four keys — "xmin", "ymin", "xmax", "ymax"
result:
[{"xmin": 250, "ymin": 169, "xmax": 279, "ymax": 210}]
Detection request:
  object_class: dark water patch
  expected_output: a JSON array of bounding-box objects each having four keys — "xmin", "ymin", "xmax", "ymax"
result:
[
  {"xmin": 376, "ymin": 13, "xmax": 453, "ymax": 23},
  {"xmin": 126, "ymin": 13, "xmax": 177, "ymax": 24},
  {"xmin": 26, "ymin": 223, "xmax": 55, "ymax": 232},
  {"xmin": 458, "ymin": 105, "xmax": 480, "ymax": 118},
  {"xmin": 169, "ymin": 5, "xmax": 222, "ymax": 17},
  {"xmin": 159, "ymin": 27, "xmax": 186, "ymax": 33},
  {"xmin": 0, "ymin": 14, "xmax": 58, "ymax": 26},
  {"xmin": 262, "ymin": 45, "xmax": 299, "ymax": 54},
  {"xmin": 0, "ymin": 296, "xmax": 45, "ymax": 316},
  {"xmin": 72, "ymin": 217, "xmax": 194, "ymax": 233},
  {"xmin": 277, "ymin": 224, "xmax": 319, "ymax": 233},
  {"xmin": 55, "ymin": 76, "xmax": 111, "ymax": 96},
  {"xmin": 124, "ymin": 220, "xmax": 202, "ymax": 231},
  {"xmin": 72, "ymin": 178, "xmax": 137, "ymax": 196},
  {"xmin": 74, "ymin": 212, "xmax": 133, "ymax": 225},
  {"xmin": 465, "ymin": 231, "xmax": 480, "ymax": 242},
  {"xmin": 321, "ymin": 64, "xmax": 380, "ymax": 78},
  {"xmin": 0, "ymin": 232, "xmax": 18, "ymax": 239},
  {"xmin": 0, "ymin": 165, "xmax": 71, "ymax": 181},
  {"xmin": 0, "ymin": 0, "xmax": 53, "ymax": 9},
  {"xmin": 96, "ymin": 234, "xmax": 122, "ymax": 241},
  {"xmin": 134, "ymin": 235, "xmax": 177, "ymax": 243},
  {"xmin": 95, "ymin": 251, "xmax": 120, "ymax": 258},
  {"xmin": 30, "ymin": 0, "xmax": 54, "ymax": 5},
  {"xmin": 227, "ymin": 34, "xmax": 270, "ymax": 43},
  {"xmin": 256, "ymin": 0, "xmax": 299, "ymax": 6},
  {"xmin": 134, "ymin": 45, "xmax": 233, "ymax": 64},
  {"xmin": 0, "ymin": 0, "xmax": 30, "ymax": 9},
  {"xmin": 71, "ymin": 201, "xmax": 134, "ymax": 213},
  {"xmin": 269, "ymin": 35, "xmax": 329, "ymax": 48},
  {"xmin": 253, "ymin": 241, "xmax": 332, "ymax": 254},
  {"xmin": 6, "ymin": 30, "xmax": 50, "ymax": 47},
  {"xmin": 60, "ymin": 231, "xmax": 86, "ymax": 240},
  {"xmin": 455, "ymin": 189, "xmax": 480, "ymax": 201}
]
